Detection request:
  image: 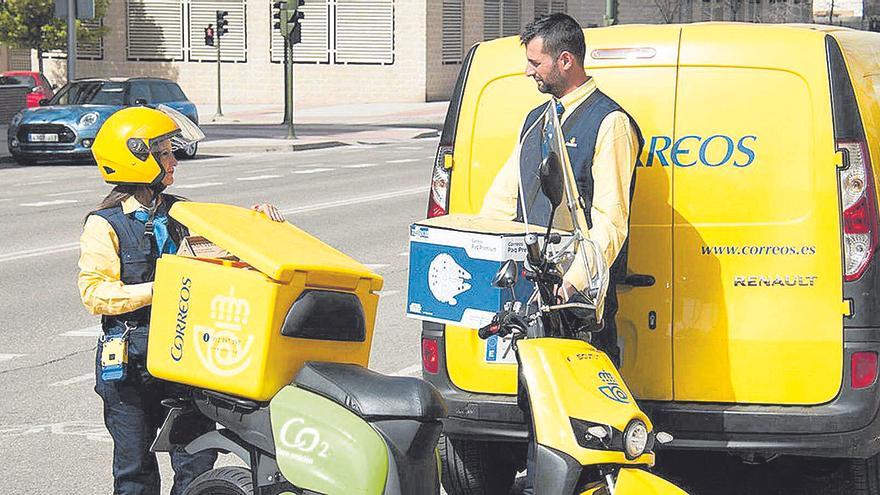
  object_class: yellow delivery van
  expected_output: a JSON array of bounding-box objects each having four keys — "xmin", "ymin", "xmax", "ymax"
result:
[
  {"xmin": 421, "ymin": 22, "xmax": 880, "ymax": 493},
  {"xmin": 147, "ymin": 202, "xmax": 383, "ymax": 402}
]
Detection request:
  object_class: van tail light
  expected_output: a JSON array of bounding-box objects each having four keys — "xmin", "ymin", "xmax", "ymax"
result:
[
  {"xmin": 838, "ymin": 140, "xmax": 879, "ymax": 282},
  {"xmin": 422, "ymin": 337, "xmax": 439, "ymax": 374},
  {"xmin": 427, "ymin": 145, "xmax": 453, "ymax": 218},
  {"xmin": 852, "ymin": 351, "xmax": 878, "ymax": 389}
]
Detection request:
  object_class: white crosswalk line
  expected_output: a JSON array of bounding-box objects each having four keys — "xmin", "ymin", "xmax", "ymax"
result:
[
  {"xmin": 398, "ymin": 251, "xmax": 408, "ymax": 256},
  {"xmin": 174, "ymin": 182, "xmax": 224, "ymax": 189},
  {"xmin": 60, "ymin": 325, "xmax": 102, "ymax": 337},
  {"xmin": 0, "ymin": 242, "xmax": 80, "ymax": 263},
  {"xmin": 50, "ymin": 373, "xmax": 93, "ymax": 387},
  {"xmin": 343, "ymin": 163, "xmax": 379, "ymax": 169},
  {"xmin": 293, "ymin": 168, "xmax": 333, "ymax": 174},
  {"xmin": 376, "ymin": 290, "xmax": 400, "ymax": 297},
  {"xmin": 0, "ymin": 354, "xmax": 25, "ymax": 362},
  {"xmin": 19, "ymin": 199, "xmax": 78, "ymax": 207},
  {"xmin": 387, "ymin": 158, "xmax": 419, "ymax": 164},
  {"xmin": 236, "ymin": 174, "xmax": 282, "ymax": 181},
  {"xmin": 47, "ymin": 189, "xmax": 94, "ymax": 197}
]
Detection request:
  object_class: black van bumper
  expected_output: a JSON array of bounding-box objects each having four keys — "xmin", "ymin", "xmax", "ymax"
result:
[
  {"xmin": 643, "ymin": 333, "xmax": 880, "ymax": 459},
  {"xmin": 422, "ymin": 323, "xmax": 529, "ymax": 442},
  {"xmin": 425, "ymin": 323, "xmax": 880, "ymax": 458}
]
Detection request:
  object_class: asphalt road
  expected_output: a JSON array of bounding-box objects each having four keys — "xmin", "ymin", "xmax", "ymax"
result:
[{"xmin": 0, "ymin": 139, "xmax": 834, "ymax": 494}]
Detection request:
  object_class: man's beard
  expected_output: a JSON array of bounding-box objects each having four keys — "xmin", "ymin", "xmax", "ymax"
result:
[{"xmin": 535, "ymin": 67, "xmax": 564, "ymax": 97}]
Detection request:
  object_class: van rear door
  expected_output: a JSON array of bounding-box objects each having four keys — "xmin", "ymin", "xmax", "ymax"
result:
[{"xmin": 672, "ymin": 24, "xmax": 844, "ymax": 405}]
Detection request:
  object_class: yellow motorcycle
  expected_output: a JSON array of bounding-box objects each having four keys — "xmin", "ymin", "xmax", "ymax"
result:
[{"xmin": 474, "ymin": 100, "xmax": 688, "ymax": 495}]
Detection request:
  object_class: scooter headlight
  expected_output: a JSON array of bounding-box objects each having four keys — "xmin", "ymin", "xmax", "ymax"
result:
[{"xmin": 623, "ymin": 420, "xmax": 649, "ymax": 459}]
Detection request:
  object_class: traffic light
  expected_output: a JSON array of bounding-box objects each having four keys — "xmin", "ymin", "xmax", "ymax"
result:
[
  {"xmin": 272, "ymin": 1, "xmax": 287, "ymax": 32},
  {"xmin": 216, "ymin": 10, "xmax": 229, "ymax": 37},
  {"xmin": 290, "ymin": 4, "xmax": 304, "ymax": 45},
  {"xmin": 204, "ymin": 24, "xmax": 214, "ymax": 46}
]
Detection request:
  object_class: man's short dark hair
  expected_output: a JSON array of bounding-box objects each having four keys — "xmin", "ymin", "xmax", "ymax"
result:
[{"xmin": 520, "ymin": 13, "xmax": 586, "ymax": 66}]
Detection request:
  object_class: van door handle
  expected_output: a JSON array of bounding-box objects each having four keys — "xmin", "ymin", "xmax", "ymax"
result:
[{"xmin": 620, "ymin": 274, "xmax": 655, "ymax": 287}]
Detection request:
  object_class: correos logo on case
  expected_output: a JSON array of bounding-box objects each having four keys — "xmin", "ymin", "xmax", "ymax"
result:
[
  {"xmin": 193, "ymin": 288, "xmax": 255, "ymax": 377},
  {"xmin": 643, "ymin": 134, "xmax": 758, "ymax": 168}
]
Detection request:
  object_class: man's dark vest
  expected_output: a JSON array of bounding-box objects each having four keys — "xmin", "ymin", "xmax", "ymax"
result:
[
  {"xmin": 519, "ymin": 89, "xmax": 644, "ymax": 280},
  {"xmin": 91, "ymin": 194, "xmax": 186, "ymax": 336}
]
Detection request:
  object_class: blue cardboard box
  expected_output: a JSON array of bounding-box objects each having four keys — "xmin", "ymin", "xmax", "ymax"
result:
[{"xmin": 406, "ymin": 214, "xmax": 536, "ymax": 329}]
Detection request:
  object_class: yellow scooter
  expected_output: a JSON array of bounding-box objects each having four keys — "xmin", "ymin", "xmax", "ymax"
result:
[{"xmin": 475, "ymin": 100, "xmax": 688, "ymax": 495}]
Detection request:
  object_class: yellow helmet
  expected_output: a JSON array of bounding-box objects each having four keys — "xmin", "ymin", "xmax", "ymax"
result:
[{"xmin": 92, "ymin": 106, "xmax": 181, "ymax": 186}]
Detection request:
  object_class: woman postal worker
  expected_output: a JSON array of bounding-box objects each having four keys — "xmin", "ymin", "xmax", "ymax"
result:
[{"xmin": 77, "ymin": 106, "xmax": 283, "ymax": 495}]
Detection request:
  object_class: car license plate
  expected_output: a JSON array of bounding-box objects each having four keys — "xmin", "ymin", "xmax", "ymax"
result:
[
  {"xmin": 29, "ymin": 133, "xmax": 58, "ymax": 142},
  {"xmin": 484, "ymin": 334, "xmax": 517, "ymax": 364}
]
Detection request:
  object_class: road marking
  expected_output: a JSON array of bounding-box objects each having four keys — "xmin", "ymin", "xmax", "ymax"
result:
[
  {"xmin": 292, "ymin": 168, "xmax": 333, "ymax": 174},
  {"xmin": 398, "ymin": 251, "xmax": 408, "ymax": 256},
  {"xmin": 0, "ymin": 242, "xmax": 80, "ymax": 263},
  {"xmin": 376, "ymin": 290, "xmax": 400, "ymax": 297},
  {"xmin": 1, "ymin": 188, "xmax": 430, "ymax": 263},
  {"xmin": 50, "ymin": 373, "xmax": 93, "ymax": 387},
  {"xmin": 47, "ymin": 189, "xmax": 94, "ymax": 197},
  {"xmin": 364, "ymin": 263, "xmax": 389, "ymax": 271},
  {"xmin": 60, "ymin": 325, "xmax": 102, "ymax": 337},
  {"xmin": 387, "ymin": 158, "xmax": 419, "ymax": 164},
  {"xmin": 19, "ymin": 199, "xmax": 78, "ymax": 207},
  {"xmin": 174, "ymin": 182, "xmax": 224, "ymax": 190},
  {"xmin": 279, "ymin": 186, "xmax": 428, "ymax": 215},
  {"xmin": 0, "ymin": 421, "xmax": 110, "ymax": 443},
  {"xmin": 19, "ymin": 180, "xmax": 55, "ymax": 186},
  {"xmin": 236, "ymin": 174, "xmax": 282, "ymax": 181},
  {"xmin": 0, "ymin": 354, "xmax": 25, "ymax": 362},
  {"xmin": 390, "ymin": 364, "xmax": 421, "ymax": 377},
  {"xmin": 250, "ymin": 167, "xmax": 277, "ymax": 173},
  {"xmin": 396, "ymin": 146, "xmax": 422, "ymax": 150},
  {"xmin": 343, "ymin": 163, "xmax": 379, "ymax": 169}
]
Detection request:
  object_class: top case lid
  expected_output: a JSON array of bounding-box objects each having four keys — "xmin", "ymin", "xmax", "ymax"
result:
[{"xmin": 170, "ymin": 202, "xmax": 381, "ymax": 286}]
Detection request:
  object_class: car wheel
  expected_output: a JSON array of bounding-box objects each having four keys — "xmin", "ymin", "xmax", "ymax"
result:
[
  {"xmin": 439, "ymin": 434, "xmax": 520, "ymax": 495},
  {"xmin": 799, "ymin": 455, "xmax": 880, "ymax": 495},
  {"xmin": 175, "ymin": 142, "xmax": 198, "ymax": 160}
]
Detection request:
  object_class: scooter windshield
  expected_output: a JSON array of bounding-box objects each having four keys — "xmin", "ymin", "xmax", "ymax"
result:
[{"xmin": 516, "ymin": 100, "xmax": 609, "ymax": 320}]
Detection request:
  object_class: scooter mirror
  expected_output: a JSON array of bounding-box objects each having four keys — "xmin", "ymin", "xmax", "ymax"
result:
[
  {"xmin": 492, "ymin": 259, "xmax": 519, "ymax": 289},
  {"xmin": 540, "ymin": 150, "xmax": 564, "ymax": 210}
]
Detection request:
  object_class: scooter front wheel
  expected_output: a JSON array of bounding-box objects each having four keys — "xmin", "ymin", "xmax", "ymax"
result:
[{"xmin": 183, "ymin": 466, "xmax": 254, "ymax": 495}]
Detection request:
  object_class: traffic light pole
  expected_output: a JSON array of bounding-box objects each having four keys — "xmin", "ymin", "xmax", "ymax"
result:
[
  {"xmin": 215, "ymin": 34, "xmax": 223, "ymax": 119},
  {"xmin": 285, "ymin": 35, "xmax": 295, "ymax": 139}
]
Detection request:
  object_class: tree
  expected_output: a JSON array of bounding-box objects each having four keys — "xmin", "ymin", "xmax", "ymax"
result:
[
  {"xmin": 653, "ymin": 0, "xmax": 683, "ymax": 23},
  {"xmin": 0, "ymin": 0, "xmax": 108, "ymax": 73}
]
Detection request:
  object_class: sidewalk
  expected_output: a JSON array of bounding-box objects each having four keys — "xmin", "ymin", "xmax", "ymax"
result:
[{"xmin": 0, "ymin": 101, "xmax": 448, "ymax": 164}]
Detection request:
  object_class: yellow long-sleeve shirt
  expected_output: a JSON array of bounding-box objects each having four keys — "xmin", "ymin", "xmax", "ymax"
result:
[
  {"xmin": 77, "ymin": 196, "xmax": 154, "ymax": 316},
  {"xmin": 480, "ymin": 78, "xmax": 639, "ymax": 290}
]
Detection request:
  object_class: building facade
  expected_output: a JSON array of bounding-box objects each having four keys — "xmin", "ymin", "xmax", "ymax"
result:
[{"xmin": 1, "ymin": 0, "xmax": 815, "ymax": 106}]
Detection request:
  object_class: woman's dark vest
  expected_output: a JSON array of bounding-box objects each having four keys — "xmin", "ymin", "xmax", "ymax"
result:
[
  {"xmin": 519, "ymin": 89, "xmax": 644, "ymax": 279},
  {"xmin": 91, "ymin": 195, "xmax": 187, "ymax": 336}
]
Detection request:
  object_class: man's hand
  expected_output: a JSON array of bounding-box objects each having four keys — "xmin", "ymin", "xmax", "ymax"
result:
[
  {"xmin": 556, "ymin": 281, "xmax": 575, "ymax": 303},
  {"xmin": 252, "ymin": 203, "xmax": 285, "ymax": 222}
]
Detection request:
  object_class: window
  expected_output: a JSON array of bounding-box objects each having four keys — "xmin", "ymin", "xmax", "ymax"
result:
[
  {"xmin": 188, "ymin": 0, "xmax": 247, "ymax": 62},
  {"xmin": 43, "ymin": 19, "xmax": 105, "ymax": 60},
  {"xmin": 0, "ymin": 75, "xmax": 35, "ymax": 88},
  {"xmin": 149, "ymin": 81, "xmax": 174, "ymax": 102},
  {"xmin": 484, "ymin": 0, "xmax": 520, "ymax": 41},
  {"xmin": 335, "ymin": 0, "xmax": 394, "ymax": 64},
  {"xmin": 270, "ymin": 0, "xmax": 331, "ymax": 64},
  {"xmin": 441, "ymin": 0, "xmax": 463, "ymax": 64},
  {"xmin": 52, "ymin": 81, "xmax": 126, "ymax": 106},
  {"xmin": 128, "ymin": 81, "xmax": 152, "ymax": 104},
  {"xmin": 534, "ymin": 0, "xmax": 565, "ymax": 17},
  {"xmin": 127, "ymin": 0, "xmax": 185, "ymax": 61},
  {"xmin": 166, "ymin": 82, "xmax": 188, "ymax": 100}
]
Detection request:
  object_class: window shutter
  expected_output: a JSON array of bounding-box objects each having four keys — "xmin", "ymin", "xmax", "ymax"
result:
[
  {"xmin": 294, "ymin": 0, "xmax": 331, "ymax": 63},
  {"xmin": 484, "ymin": 0, "xmax": 500, "ymax": 40},
  {"xmin": 189, "ymin": 0, "xmax": 247, "ymax": 62},
  {"xmin": 441, "ymin": 0, "xmax": 463, "ymax": 64},
  {"xmin": 335, "ymin": 0, "xmax": 394, "ymax": 64},
  {"xmin": 127, "ymin": 0, "xmax": 184, "ymax": 60},
  {"xmin": 501, "ymin": 0, "xmax": 520, "ymax": 37}
]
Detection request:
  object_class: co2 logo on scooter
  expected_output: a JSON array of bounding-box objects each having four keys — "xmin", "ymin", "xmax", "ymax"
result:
[
  {"xmin": 597, "ymin": 370, "xmax": 630, "ymax": 404},
  {"xmin": 278, "ymin": 418, "xmax": 330, "ymax": 464}
]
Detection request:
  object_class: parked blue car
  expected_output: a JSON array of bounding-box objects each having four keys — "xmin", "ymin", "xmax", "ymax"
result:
[{"xmin": 7, "ymin": 77, "xmax": 199, "ymax": 165}]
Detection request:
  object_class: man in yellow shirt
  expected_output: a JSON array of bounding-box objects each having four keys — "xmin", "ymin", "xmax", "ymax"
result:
[{"xmin": 481, "ymin": 13, "xmax": 643, "ymax": 368}]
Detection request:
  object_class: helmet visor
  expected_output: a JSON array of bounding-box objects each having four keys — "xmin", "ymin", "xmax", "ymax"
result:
[{"xmin": 156, "ymin": 104, "xmax": 205, "ymax": 151}]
